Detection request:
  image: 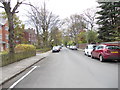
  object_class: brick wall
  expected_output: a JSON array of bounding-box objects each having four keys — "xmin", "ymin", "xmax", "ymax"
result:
[
  {"xmin": 0, "ymin": 22, "xmax": 9, "ymax": 51},
  {"xmin": 79, "ymin": 41, "xmax": 120, "ymax": 49},
  {"xmin": 78, "ymin": 43, "xmax": 87, "ymax": 49}
]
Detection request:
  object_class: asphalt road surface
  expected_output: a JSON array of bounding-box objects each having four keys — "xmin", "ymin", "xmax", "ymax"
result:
[{"xmin": 3, "ymin": 47, "xmax": 118, "ymax": 88}]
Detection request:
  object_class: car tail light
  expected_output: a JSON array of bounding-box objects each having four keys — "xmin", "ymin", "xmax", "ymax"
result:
[{"xmin": 105, "ymin": 50, "xmax": 111, "ymax": 53}]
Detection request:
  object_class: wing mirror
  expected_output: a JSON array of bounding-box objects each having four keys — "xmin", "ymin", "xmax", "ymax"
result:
[
  {"xmin": 93, "ymin": 48, "xmax": 95, "ymax": 51},
  {"xmin": 93, "ymin": 46, "xmax": 96, "ymax": 51}
]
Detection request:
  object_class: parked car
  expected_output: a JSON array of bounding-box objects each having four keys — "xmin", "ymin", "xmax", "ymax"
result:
[
  {"xmin": 67, "ymin": 45, "xmax": 70, "ymax": 48},
  {"xmin": 58, "ymin": 45, "xmax": 62, "ymax": 49},
  {"xmin": 84, "ymin": 44, "xmax": 96, "ymax": 56},
  {"xmin": 91, "ymin": 44, "xmax": 120, "ymax": 62},
  {"xmin": 69, "ymin": 46, "xmax": 77, "ymax": 50},
  {"xmin": 52, "ymin": 46, "xmax": 60, "ymax": 52}
]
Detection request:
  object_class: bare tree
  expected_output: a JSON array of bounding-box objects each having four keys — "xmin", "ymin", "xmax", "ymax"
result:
[
  {"xmin": 27, "ymin": 2, "xmax": 60, "ymax": 47},
  {"xmin": 82, "ymin": 8, "xmax": 98, "ymax": 31},
  {"xmin": 66, "ymin": 14, "xmax": 86, "ymax": 44},
  {"xmin": 26, "ymin": 6, "xmax": 42, "ymax": 48},
  {"xmin": 0, "ymin": 0, "xmax": 26, "ymax": 53}
]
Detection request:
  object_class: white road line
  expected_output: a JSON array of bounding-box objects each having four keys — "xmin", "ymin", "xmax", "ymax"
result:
[{"xmin": 9, "ymin": 66, "xmax": 39, "ymax": 89}]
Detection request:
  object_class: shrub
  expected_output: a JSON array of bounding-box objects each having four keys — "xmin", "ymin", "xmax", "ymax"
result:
[
  {"xmin": 36, "ymin": 47, "xmax": 51, "ymax": 53},
  {"xmin": 0, "ymin": 50, "xmax": 8, "ymax": 55},
  {"xmin": 15, "ymin": 44, "xmax": 36, "ymax": 53}
]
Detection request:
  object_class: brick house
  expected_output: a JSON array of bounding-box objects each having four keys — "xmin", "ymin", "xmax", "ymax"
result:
[
  {"xmin": 24, "ymin": 28, "xmax": 37, "ymax": 45},
  {"xmin": 0, "ymin": 20, "xmax": 9, "ymax": 51}
]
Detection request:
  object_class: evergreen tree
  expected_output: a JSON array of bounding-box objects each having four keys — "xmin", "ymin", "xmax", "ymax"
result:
[
  {"xmin": 97, "ymin": 2, "xmax": 120, "ymax": 42},
  {"xmin": 0, "ymin": 12, "xmax": 25, "ymax": 44}
]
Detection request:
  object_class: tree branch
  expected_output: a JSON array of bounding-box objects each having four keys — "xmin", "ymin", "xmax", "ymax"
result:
[
  {"xmin": 0, "ymin": 0, "xmax": 4, "ymax": 3},
  {"xmin": 12, "ymin": 1, "xmax": 22, "ymax": 14},
  {"xmin": 0, "ymin": 6, "xmax": 4, "ymax": 8}
]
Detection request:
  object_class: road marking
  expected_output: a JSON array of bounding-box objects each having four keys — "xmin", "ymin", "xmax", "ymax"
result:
[{"xmin": 8, "ymin": 66, "xmax": 39, "ymax": 89}]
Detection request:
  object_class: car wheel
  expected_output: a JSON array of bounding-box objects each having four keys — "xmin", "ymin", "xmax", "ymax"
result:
[
  {"xmin": 87, "ymin": 52, "xmax": 89, "ymax": 56},
  {"xmin": 99, "ymin": 55, "xmax": 104, "ymax": 62},
  {"xmin": 91, "ymin": 54, "xmax": 94, "ymax": 59}
]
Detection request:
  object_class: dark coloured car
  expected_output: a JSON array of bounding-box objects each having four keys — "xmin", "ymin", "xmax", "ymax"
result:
[{"xmin": 91, "ymin": 44, "xmax": 120, "ymax": 62}]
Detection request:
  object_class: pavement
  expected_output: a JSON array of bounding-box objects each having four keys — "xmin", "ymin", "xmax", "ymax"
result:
[{"xmin": 0, "ymin": 51, "xmax": 51, "ymax": 86}]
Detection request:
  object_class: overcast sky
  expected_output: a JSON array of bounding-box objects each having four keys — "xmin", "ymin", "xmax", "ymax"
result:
[
  {"xmin": 47, "ymin": 0, "xmax": 98, "ymax": 18},
  {"xmin": 0, "ymin": 0, "xmax": 99, "ymax": 28},
  {"xmin": 16, "ymin": 0, "xmax": 99, "ymax": 19}
]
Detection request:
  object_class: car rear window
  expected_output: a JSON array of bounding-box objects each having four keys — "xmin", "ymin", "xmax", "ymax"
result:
[
  {"xmin": 106, "ymin": 46, "xmax": 120, "ymax": 49},
  {"xmin": 88, "ymin": 45, "xmax": 96, "ymax": 49}
]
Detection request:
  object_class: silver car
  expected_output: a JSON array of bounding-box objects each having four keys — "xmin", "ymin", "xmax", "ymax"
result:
[{"xmin": 52, "ymin": 46, "xmax": 60, "ymax": 52}]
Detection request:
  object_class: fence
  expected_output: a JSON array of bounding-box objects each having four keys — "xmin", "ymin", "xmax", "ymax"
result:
[{"xmin": 1, "ymin": 50, "xmax": 36, "ymax": 67}]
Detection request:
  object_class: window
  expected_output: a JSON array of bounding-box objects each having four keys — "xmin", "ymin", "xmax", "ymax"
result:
[
  {"xmin": 95, "ymin": 46, "xmax": 104, "ymax": 50},
  {"xmin": 5, "ymin": 34, "xmax": 9, "ymax": 40},
  {"xmin": 6, "ymin": 43, "xmax": 9, "ymax": 48},
  {"xmin": 0, "ymin": 34, "xmax": 2, "ymax": 39},
  {"xmin": 16, "ymin": 40, "xmax": 19, "ymax": 43},
  {"xmin": 106, "ymin": 46, "xmax": 120, "ymax": 49},
  {"xmin": 0, "ymin": 25, "xmax": 2, "ymax": 30},
  {"xmin": 86, "ymin": 46, "xmax": 88, "ymax": 49},
  {"xmin": 88, "ymin": 45, "xmax": 96, "ymax": 49},
  {"xmin": 97, "ymin": 46, "xmax": 104, "ymax": 50},
  {"xmin": 5, "ymin": 26, "xmax": 9, "ymax": 31}
]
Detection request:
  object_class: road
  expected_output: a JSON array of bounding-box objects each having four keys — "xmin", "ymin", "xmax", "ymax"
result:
[{"xmin": 3, "ymin": 47, "xmax": 118, "ymax": 88}]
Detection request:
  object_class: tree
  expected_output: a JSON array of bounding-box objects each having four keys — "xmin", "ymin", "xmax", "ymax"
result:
[
  {"xmin": 26, "ymin": 6, "xmax": 41, "ymax": 48},
  {"xmin": 87, "ymin": 30, "xmax": 98, "ymax": 44},
  {"xmin": 63, "ymin": 36, "xmax": 70, "ymax": 46},
  {"xmin": 78, "ymin": 31, "xmax": 87, "ymax": 43},
  {"xmin": 40, "ymin": 3, "xmax": 60, "ymax": 47},
  {"xmin": 50, "ymin": 27, "xmax": 62, "ymax": 46},
  {"xmin": 27, "ymin": 2, "xmax": 60, "ymax": 48},
  {"xmin": 65, "ymin": 14, "xmax": 86, "ymax": 44},
  {"xmin": 97, "ymin": 2, "xmax": 120, "ymax": 42},
  {"xmin": 14, "ymin": 15, "xmax": 25, "ymax": 44},
  {"xmin": 0, "ymin": 12, "xmax": 25, "ymax": 45},
  {"xmin": 0, "ymin": 0, "xmax": 25, "ymax": 53},
  {"xmin": 83, "ymin": 8, "xmax": 98, "ymax": 31}
]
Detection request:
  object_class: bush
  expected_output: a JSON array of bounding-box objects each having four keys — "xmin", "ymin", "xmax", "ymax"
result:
[
  {"xmin": 15, "ymin": 44, "xmax": 36, "ymax": 53},
  {"xmin": 1, "ymin": 44, "xmax": 36, "ymax": 67},
  {"xmin": 0, "ymin": 50, "xmax": 8, "ymax": 55},
  {"xmin": 36, "ymin": 48, "xmax": 51, "ymax": 53}
]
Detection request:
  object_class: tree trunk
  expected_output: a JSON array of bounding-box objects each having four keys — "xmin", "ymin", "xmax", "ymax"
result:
[
  {"xmin": 36, "ymin": 26, "xmax": 41, "ymax": 48},
  {"xmin": 8, "ymin": 13, "xmax": 15, "ymax": 53},
  {"xmin": 43, "ymin": 29, "xmax": 48, "ymax": 48}
]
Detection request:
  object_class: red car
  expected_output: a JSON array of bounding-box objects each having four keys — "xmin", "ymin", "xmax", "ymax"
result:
[{"xmin": 91, "ymin": 44, "xmax": 120, "ymax": 62}]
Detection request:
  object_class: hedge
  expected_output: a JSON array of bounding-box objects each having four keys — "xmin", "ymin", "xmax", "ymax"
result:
[
  {"xmin": 0, "ymin": 44, "xmax": 36, "ymax": 67},
  {"xmin": 36, "ymin": 48, "xmax": 51, "ymax": 53},
  {"xmin": 15, "ymin": 44, "xmax": 36, "ymax": 53}
]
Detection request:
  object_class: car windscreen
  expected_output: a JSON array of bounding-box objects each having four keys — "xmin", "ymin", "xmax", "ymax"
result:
[
  {"xmin": 88, "ymin": 45, "xmax": 96, "ymax": 49},
  {"xmin": 53, "ymin": 46, "xmax": 58, "ymax": 49},
  {"xmin": 106, "ymin": 46, "xmax": 120, "ymax": 49},
  {"xmin": 73, "ymin": 46, "xmax": 77, "ymax": 48}
]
